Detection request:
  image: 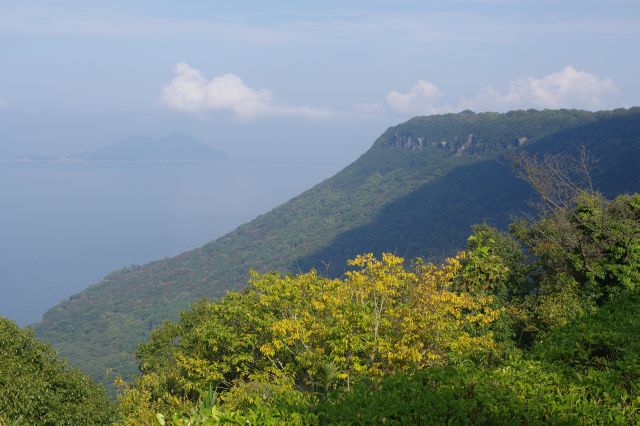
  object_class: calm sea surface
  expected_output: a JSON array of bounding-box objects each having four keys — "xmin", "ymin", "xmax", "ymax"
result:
[{"xmin": 0, "ymin": 159, "xmax": 338, "ymax": 325}]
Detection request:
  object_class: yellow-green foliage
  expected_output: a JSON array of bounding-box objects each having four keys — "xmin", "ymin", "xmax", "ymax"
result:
[
  {"xmin": 318, "ymin": 287, "xmax": 640, "ymax": 425},
  {"xmin": 258, "ymin": 252, "xmax": 499, "ymax": 381},
  {"xmin": 119, "ymin": 252, "xmax": 500, "ymax": 422}
]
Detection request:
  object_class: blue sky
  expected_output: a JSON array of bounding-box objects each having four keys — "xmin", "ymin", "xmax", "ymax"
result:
[{"xmin": 1, "ymin": 0, "xmax": 639, "ymax": 162}]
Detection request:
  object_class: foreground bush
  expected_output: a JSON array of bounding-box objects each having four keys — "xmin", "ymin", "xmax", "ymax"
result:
[
  {"xmin": 150, "ymin": 291, "xmax": 640, "ymax": 425},
  {"xmin": 118, "ymin": 252, "xmax": 501, "ymax": 423},
  {"xmin": 317, "ymin": 288, "xmax": 640, "ymax": 425},
  {"xmin": 0, "ymin": 318, "xmax": 114, "ymax": 425}
]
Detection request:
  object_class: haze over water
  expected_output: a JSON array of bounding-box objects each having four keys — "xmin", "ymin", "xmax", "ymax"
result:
[{"xmin": 0, "ymin": 159, "xmax": 339, "ymax": 325}]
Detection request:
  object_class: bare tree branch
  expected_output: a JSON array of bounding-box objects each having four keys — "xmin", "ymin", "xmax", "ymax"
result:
[{"xmin": 509, "ymin": 147, "xmax": 596, "ymax": 217}]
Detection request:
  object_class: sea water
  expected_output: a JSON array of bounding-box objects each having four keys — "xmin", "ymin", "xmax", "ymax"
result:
[{"xmin": 0, "ymin": 159, "xmax": 338, "ymax": 325}]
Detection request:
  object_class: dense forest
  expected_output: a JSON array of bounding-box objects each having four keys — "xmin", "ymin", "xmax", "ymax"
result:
[
  {"xmin": 112, "ymin": 155, "xmax": 640, "ymax": 424},
  {"xmin": 2, "ymin": 109, "xmax": 640, "ymax": 423},
  {"xmin": 3, "ymin": 150, "xmax": 638, "ymax": 423},
  {"xmin": 34, "ymin": 108, "xmax": 640, "ymax": 394}
]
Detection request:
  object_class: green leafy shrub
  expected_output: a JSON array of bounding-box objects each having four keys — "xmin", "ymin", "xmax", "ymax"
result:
[
  {"xmin": 0, "ymin": 318, "xmax": 114, "ymax": 425},
  {"xmin": 317, "ymin": 289, "xmax": 640, "ymax": 425},
  {"xmin": 118, "ymin": 252, "xmax": 500, "ymax": 423}
]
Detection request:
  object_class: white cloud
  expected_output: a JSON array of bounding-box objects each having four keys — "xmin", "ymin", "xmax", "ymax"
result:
[
  {"xmin": 162, "ymin": 63, "xmax": 330, "ymax": 120},
  {"xmin": 383, "ymin": 67, "xmax": 618, "ymax": 116},
  {"xmin": 386, "ymin": 80, "xmax": 446, "ymax": 115},
  {"xmin": 0, "ymin": 99, "xmax": 7, "ymax": 108},
  {"xmin": 459, "ymin": 66, "xmax": 618, "ymax": 111}
]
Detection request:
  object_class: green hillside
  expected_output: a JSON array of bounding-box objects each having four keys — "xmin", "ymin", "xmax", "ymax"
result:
[
  {"xmin": 299, "ymin": 108, "xmax": 640, "ymax": 272},
  {"xmin": 34, "ymin": 108, "xmax": 640, "ymax": 392}
]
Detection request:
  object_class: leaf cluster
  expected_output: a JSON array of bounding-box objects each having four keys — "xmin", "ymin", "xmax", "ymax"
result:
[{"xmin": 0, "ymin": 318, "xmax": 115, "ymax": 425}]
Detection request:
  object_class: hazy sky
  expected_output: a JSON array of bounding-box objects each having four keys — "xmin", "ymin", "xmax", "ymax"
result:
[{"xmin": 1, "ymin": 0, "xmax": 639, "ymax": 162}]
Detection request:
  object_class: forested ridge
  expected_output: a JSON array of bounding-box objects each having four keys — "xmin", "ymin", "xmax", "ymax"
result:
[{"xmin": 33, "ymin": 108, "xmax": 640, "ymax": 395}]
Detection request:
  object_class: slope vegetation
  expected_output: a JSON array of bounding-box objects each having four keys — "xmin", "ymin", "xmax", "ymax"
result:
[{"xmin": 34, "ymin": 108, "xmax": 640, "ymax": 391}]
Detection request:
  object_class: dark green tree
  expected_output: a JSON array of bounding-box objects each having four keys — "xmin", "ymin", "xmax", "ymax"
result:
[{"xmin": 0, "ymin": 318, "xmax": 114, "ymax": 425}]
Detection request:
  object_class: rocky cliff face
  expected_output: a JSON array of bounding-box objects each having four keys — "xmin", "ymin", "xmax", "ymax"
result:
[
  {"xmin": 387, "ymin": 134, "xmax": 427, "ymax": 151},
  {"xmin": 385, "ymin": 130, "xmax": 530, "ymax": 157}
]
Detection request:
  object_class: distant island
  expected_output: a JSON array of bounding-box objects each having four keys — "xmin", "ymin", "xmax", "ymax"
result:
[{"xmin": 21, "ymin": 133, "xmax": 227, "ymax": 163}]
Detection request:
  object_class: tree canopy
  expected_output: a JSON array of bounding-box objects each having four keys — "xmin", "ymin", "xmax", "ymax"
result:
[
  {"xmin": 116, "ymin": 156, "xmax": 640, "ymax": 424},
  {"xmin": 0, "ymin": 318, "xmax": 114, "ymax": 425}
]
